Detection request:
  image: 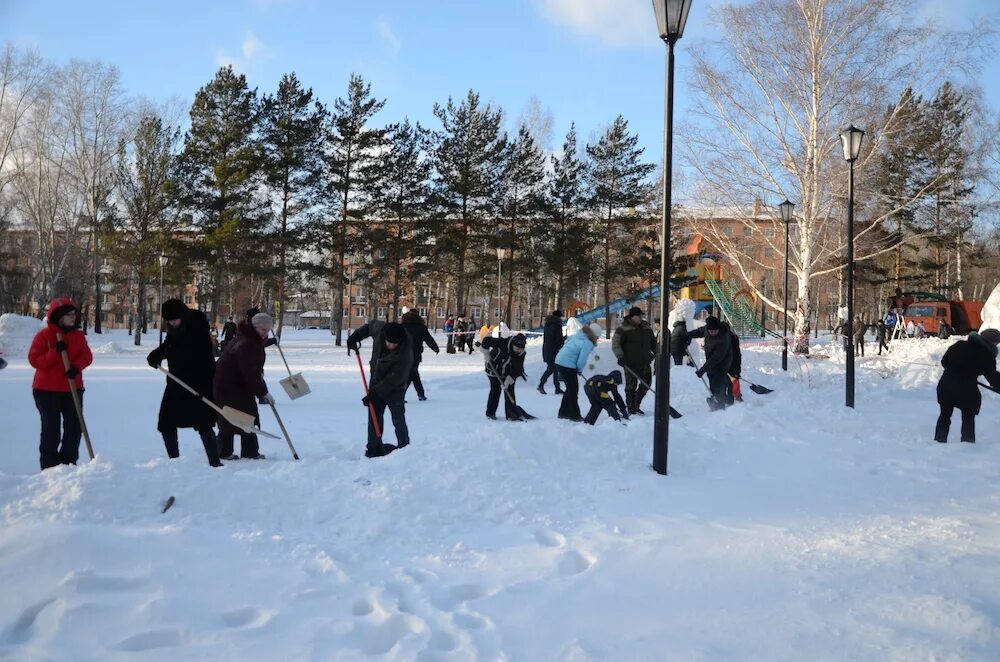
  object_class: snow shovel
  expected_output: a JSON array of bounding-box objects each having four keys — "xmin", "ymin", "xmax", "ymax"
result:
[
  {"xmin": 977, "ymin": 381, "xmax": 1000, "ymax": 395},
  {"xmin": 734, "ymin": 376, "xmax": 774, "ymax": 395},
  {"xmin": 355, "ymin": 352, "xmax": 383, "ymax": 440},
  {"xmin": 270, "ymin": 331, "xmax": 311, "ymax": 399},
  {"xmin": 483, "ymin": 351, "xmax": 535, "ymax": 420},
  {"xmin": 156, "ymin": 366, "xmax": 280, "ymax": 439},
  {"xmin": 266, "ymin": 401, "xmax": 300, "ymax": 460},
  {"xmin": 55, "ymin": 331, "xmax": 95, "ymax": 461},
  {"xmin": 620, "ymin": 364, "xmax": 682, "ymax": 419},
  {"xmin": 685, "ymin": 348, "xmax": 712, "ymax": 392}
]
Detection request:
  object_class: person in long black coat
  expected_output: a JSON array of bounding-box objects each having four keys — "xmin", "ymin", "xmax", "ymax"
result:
[
  {"xmin": 480, "ymin": 333, "xmax": 528, "ymax": 420},
  {"xmin": 537, "ymin": 310, "xmax": 565, "ymax": 395},
  {"xmin": 686, "ymin": 316, "xmax": 734, "ymax": 411},
  {"xmin": 362, "ymin": 322, "xmax": 413, "ymax": 457},
  {"xmin": 401, "ymin": 309, "xmax": 440, "ymax": 401},
  {"xmin": 934, "ymin": 329, "xmax": 1000, "ymax": 443},
  {"xmin": 213, "ymin": 314, "xmax": 274, "ymax": 460},
  {"xmin": 147, "ymin": 299, "xmax": 222, "ymax": 467}
]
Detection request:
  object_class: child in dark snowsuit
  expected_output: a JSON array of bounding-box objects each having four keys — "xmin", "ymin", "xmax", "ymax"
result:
[{"xmin": 583, "ymin": 370, "xmax": 630, "ymax": 425}]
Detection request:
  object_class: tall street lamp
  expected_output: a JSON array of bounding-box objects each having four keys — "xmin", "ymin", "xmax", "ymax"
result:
[
  {"xmin": 158, "ymin": 251, "xmax": 168, "ymax": 344},
  {"xmin": 779, "ymin": 199, "xmax": 795, "ymax": 371},
  {"xmin": 651, "ymin": 0, "xmax": 692, "ymax": 476},
  {"xmin": 840, "ymin": 125, "xmax": 864, "ymax": 409},
  {"xmin": 496, "ymin": 247, "xmax": 504, "ymax": 328}
]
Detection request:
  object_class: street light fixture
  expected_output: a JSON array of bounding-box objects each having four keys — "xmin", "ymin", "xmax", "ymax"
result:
[
  {"xmin": 158, "ymin": 251, "xmax": 168, "ymax": 344},
  {"xmin": 779, "ymin": 199, "xmax": 795, "ymax": 371},
  {"xmin": 651, "ymin": 0, "xmax": 692, "ymax": 476},
  {"xmin": 840, "ymin": 124, "xmax": 864, "ymax": 409}
]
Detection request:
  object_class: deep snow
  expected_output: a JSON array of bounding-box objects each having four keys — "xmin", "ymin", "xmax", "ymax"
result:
[{"xmin": 0, "ymin": 323, "xmax": 998, "ymax": 660}]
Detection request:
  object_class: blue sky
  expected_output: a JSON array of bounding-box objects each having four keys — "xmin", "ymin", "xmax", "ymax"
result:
[{"xmin": 2, "ymin": 0, "xmax": 998, "ymax": 180}]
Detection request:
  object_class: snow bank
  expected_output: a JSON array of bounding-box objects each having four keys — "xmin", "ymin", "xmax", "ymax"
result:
[
  {"xmin": 0, "ymin": 313, "xmax": 43, "ymax": 358},
  {"xmin": 980, "ymin": 281, "xmax": 1000, "ymax": 332}
]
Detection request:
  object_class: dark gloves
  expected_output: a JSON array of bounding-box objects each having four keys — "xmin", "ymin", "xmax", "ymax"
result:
[
  {"xmin": 147, "ymin": 356, "xmax": 161, "ymax": 368},
  {"xmin": 65, "ymin": 366, "xmax": 80, "ymax": 379},
  {"xmin": 361, "ymin": 395, "xmax": 369, "ymax": 407},
  {"xmin": 347, "ymin": 340, "xmax": 359, "ymax": 355},
  {"xmin": 434, "ymin": 349, "xmax": 440, "ymax": 354},
  {"xmin": 474, "ymin": 341, "xmax": 481, "ymax": 347},
  {"xmin": 55, "ymin": 340, "xmax": 68, "ymax": 353},
  {"xmin": 695, "ymin": 367, "xmax": 706, "ymax": 378},
  {"xmin": 617, "ymin": 357, "xmax": 626, "ymax": 367},
  {"xmin": 264, "ymin": 337, "xmax": 278, "ymax": 347}
]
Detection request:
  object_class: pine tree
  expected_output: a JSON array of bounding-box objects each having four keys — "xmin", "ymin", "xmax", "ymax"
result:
[
  {"xmin": 497, "ymin": 124, "xmax": 546, "ymax": 323},
  {"xmin": 323, "ymin": 73, "xmax": 386, "ymax": 343},
  {"xmin": 585, "ymin": 115, "xmax": 655, "ymax": 336},
  {"xmin": 430, "ymin": 90, "xmax": 508, "ymax": 317},
  {"xmin": 113, "ymin": 112, "xmax": 179, "ymax": 345},
  {"xmin": 260, "ymin": 72, "xmax": 327, "ymax": 337},
  {"xmin": 174, "ymin": 66, "xmax": 264, "ymax": 322},
  {"xmin": 362, "ymin": 119, "xmax": 433, "ymax": 320}
]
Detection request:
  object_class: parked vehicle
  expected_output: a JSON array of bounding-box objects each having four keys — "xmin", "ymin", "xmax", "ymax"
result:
[{"xmin": 902, "ymin": 300, "xmax": 982, "ymax": 335}]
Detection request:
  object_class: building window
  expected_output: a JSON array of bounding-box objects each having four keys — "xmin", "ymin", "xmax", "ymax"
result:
[
  {"xmin": 418, "ymin": 307, "xmax": 427, "ymax": 317},
  {"xmin": 764, "ymin": 228, "xmax": 776, "ymax": 238},
  {"xmin": 743, "ymin": 226, "xmax": 753, "ymax": 237},
  {"xmin": 471, "ymin": 307, "xmax": 481, "ymax": 318},
  {"xmin": 436, "ymin": 307, "xmax": 444, "ymax": 318},
  {"xmin": 184, "ymin": 295, "xmax": 193, "ymax": 304},
  {"xmin": 764, "ymin": 248, "xmax": 775, "ymax": 258},
  {"xmin": 723, "ymin": 226, "xmax": 733, "ymax": 236},
  {"xmin": 377, "ymin": 307, "xmax": 385, "ymax": 319},
  {"xmin": 358, "ymin": 307, "xmax": 366, "ymax": 318}
]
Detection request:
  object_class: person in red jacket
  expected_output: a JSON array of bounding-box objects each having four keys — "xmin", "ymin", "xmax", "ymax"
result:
[{"xmin": 27, "ymin": 298, "xmax": 93, "ymax": 470}]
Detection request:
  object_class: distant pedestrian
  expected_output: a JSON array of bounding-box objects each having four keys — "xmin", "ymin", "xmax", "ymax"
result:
[
  {"xmin": 401, "ymin": 309, "xmax": 439, "ymax": 401},
  {"xmin": 934, "ymin": 329, "xmax": 1000, "ymax": 443},
  {"xmin": 537, "ymin": 310, "xmax": 565, "ymax": 395},
  {"xmin": 875, "ymin": 320, "xmax": 890, "ymax": 355},
  {"xmin": 28, "ymin": 298, "xmax": 93, "ymax": 470},
  {"xmin": 854, "ymin": 316, "xmax": 866, "ymax": 357}
]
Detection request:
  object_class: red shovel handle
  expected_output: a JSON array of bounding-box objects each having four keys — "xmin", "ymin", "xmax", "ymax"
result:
[{"xmin": 356, "ymin": 352, "xmax": 382, "ymax": 439}]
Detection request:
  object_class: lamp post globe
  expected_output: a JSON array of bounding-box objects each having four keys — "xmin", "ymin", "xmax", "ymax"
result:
[
  {"xmin": 839, "ymin": 125, "xmax": 865, "ymax": 408},
  {"xmin": 158, "ymin": 252, "xmax": 168, "ymax": 344},
  {"xmin": 651, "ymin": 0, "xmax": 692, "ymax": 476}
]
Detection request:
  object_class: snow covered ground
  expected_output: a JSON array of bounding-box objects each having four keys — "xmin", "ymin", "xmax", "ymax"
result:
[{"xmin": 1, "ymin": 325, "xmax": 998, "ymax": 660}]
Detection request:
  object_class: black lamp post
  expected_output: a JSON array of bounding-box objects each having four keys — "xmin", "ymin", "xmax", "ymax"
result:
[
  {"xmin": 840, "ymin": 125, "xmax": 864, "ymax": 408},
  {"xmin": 651, "ymin": 0, "xmax": 692, "ymax": 476},
  {"xmin": 779, "ymin": 199, "xmax": 795, "ymax": 371},
  {"xmin": 158, "ymin": 251, "xmax": 168, "ymax": 344}
]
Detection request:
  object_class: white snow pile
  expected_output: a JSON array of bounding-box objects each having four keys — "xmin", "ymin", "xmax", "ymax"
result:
[
  {"xmin": 1, "ymin": 328, "xmax": 999, "ymax": 660},
  {"xmin": 980, "ymin": 281, "xmax": 1000, "ymax": 332},
  {"xmin": 0, "ymin": 313, "xmax": 43, "ymax": 357}
]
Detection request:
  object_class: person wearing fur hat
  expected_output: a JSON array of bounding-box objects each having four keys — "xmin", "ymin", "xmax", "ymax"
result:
[
  {"xmin": 537, "ymin": 310, "xmax": 565, "ymax": 395},
  {"xmin": 612, "ymin": 306, "xmax": 657, "ymax": 415},
  {"xmin": 28, "ymin": 298, "xmax": 94, "ymax": 470},
  {"xmin": 400, "ymin": 309, "xmax": 440, "ymax": 401},
  {"xmin": 479, "ymin": 333, "xmax": 528, "ymax": 420},
  {"xmin": 583, "ymin": 370, "xmax": 629, "ymax": 425},
  {"xmin": 360, "ymin": 321, "xmax": 413, "ymax": 457},
  {"xmin": 934, "ymin": 328, "xmax": 1000, "ymax": 443},
  {"xmin": 213, "ymin": 313, "xmax": 274, "ymax": 460},
  {"xmin": 554, "ymin": 318, "xmax": 599, "ymax": 421},
  {"xmin": 147, "ymin": 299, "xmax": 222, "ymax": 467},
  {"xmin": 686, "ymin": 316, "xmax": 735, "ymax": 411}
]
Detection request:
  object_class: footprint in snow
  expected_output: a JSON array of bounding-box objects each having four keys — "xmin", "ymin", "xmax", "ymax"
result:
[
  {"xmin": 219, "ymin": 606, "xmax": 275, "ymax": 630},
  {"xmin": 61, "ymin": 569, "xmax": 149, "ymax": 592},
  {"xmin": 452, "ymin": 611, "xmax": 489, "ymax": 630},
  {"xmin": 4, "ymin": 598, "xmax": 62, "ymax": 645},
  {"xmin": 558, "ymin": 550, "xmax": 595, "ymax": 576},
  {"xmin": 534, "ymin": 529, "xmax": 566, "ymax": 548},
  {"xmin": 113, "ymin": 628, "xmax": 185, "ymax": 652},
  {"xmin": 348, "ymin": 612, "xmax": 426, "ymax": 656}
]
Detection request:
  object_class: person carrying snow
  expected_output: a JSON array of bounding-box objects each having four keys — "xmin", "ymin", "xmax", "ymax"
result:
[
  {"xmin": 686, "ymin": 316, "xmax": 734, "ymax": 411},
  {"xmin": 583, "ymin": 370, "xmax": 629, "ymax": 425},
  {"xmin": 479, "ymin": 333, "xmax": 528, "ymax": 420},
  {"xmin": 612, "ymin": 306, "xmax": 657, "ymax": 415},
  {"xmin": 147, "ymin": 299, "xmax": 223, "ymax": 467},
  {"xmin": 401, "ymin": 309, "xmax": 439, "ymax": 401},
  {"xmin": 214, "ymin": 313, "xmax": 274, "ymax": 460},
  {"xmin": 554, "ymin": 318, "xmax": 598, "ymax": 421},
  {"xmin": 28, "ymin": 298, "xmax": 93, "ymax": 470},
  {"xmin": 934, "ymin": 328, "xmax": 1000, "ymax": 443},
  {"xmin": 537, "ymin": 309, "xmax": 565, "ymax": 394},
  {"xmin": 360, "ymin": 322, "xmax": 412, "ymax": 457}
]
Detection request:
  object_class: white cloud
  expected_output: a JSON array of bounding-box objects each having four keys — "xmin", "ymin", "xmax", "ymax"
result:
[
  {"xmin": 376, "ymin": 19, "xmax": 401, "ymax": 54},
  {"xmin": 242, "ymin": 31, "xmax": 263, "ymax": 59},
  {"xmin": 537, "ymin": 0, "xmax": 653, "ymax": 47}
]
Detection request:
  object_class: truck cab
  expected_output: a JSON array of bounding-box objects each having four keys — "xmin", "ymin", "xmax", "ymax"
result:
[{"xmin": 902, "ymin": 300, "xmax": 982, "ymax": 335}]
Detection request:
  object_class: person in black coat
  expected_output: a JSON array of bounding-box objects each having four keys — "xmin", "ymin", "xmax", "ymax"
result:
[
  {"xmin": 537, "ymin": 310, "xmax": 565, "ymax": 395},
  {"xmin": 219, "ymin": 315, "xmax": 237, "ymax": 351},
  {"xmin": 686, "ymin": 316, "xmax": 735, "ymax": 411},
  {"xmin": 401, "ymin": 309, "xmax": 440, "ymax": 401},
  {"xmin": 934, "ymin": 329, "xmax": 1000, "ymax": 443},
  {"xmin": 147, "ymin": 299, "xmax": 223, "ymax": 467},
  {"xmin": 362, "ymin": 322, "xmax": 413, "ymax": 457},
  {"xmin": 480, "ymin": 333, "xmax": 528, "ymax": 420}
]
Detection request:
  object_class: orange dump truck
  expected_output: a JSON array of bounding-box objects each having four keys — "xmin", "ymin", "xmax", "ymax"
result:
[{"xmin": 902, "ymin": 300, "xmax": 983, "ymax": 334}]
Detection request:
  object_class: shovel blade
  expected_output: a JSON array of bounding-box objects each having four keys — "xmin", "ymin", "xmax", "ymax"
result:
[
  {"xmin": 280, "ymin": 373, "xmax": 311, "ymax": 399},
  {"xmin": 748, "ymin": 383, "xmax": 773, "ymax": 395}
]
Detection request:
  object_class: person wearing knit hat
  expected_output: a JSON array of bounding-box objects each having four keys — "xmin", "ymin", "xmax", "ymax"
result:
[
  {"xmin": 684, "ymin": 315, "xmax": 737, "ymax": 411},
  {"xmin": 213, "ymin": 310, "xmax": 274, "ymax": 460},
  {"xmin": 612, "ymin": 305, "xmax": 657, "ymax": 415},
  {"xmin": 352, "ymin": 320, "xmax": 413, "ymax": 457},
  {"xmin": 934, "ymin": 328, "xmax": 1000, "ymax": 443},
  {"xmin": 480, "ymin": 333, "xmax": 529, "ymax": 420},
  {"xmin": 147, "ymin": 299, "xmax": 222, "ymax": 467}
]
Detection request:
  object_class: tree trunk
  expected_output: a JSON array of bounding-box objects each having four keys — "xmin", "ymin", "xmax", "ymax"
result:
[{"xmin": 955, "ymin": 231, "xmax": 964, "ymax": 300}]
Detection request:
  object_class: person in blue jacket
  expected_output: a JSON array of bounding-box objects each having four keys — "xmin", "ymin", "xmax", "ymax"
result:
[{"xmin": 554, "ymin": 318, "xmax": 598, "ymax": 421}]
